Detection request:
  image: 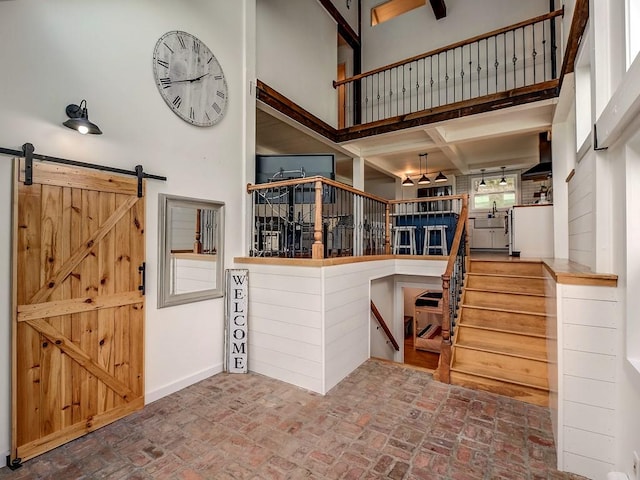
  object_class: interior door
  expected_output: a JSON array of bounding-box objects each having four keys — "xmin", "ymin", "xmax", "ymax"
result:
[{"xmin": 11, "ymin": 158, "xmax": 145, "ymax": 464}]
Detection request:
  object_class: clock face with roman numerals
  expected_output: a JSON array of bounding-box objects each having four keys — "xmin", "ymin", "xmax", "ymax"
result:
[{"xmin": 152, "ymin": 31, "xmax": 228, "ymax": 126}]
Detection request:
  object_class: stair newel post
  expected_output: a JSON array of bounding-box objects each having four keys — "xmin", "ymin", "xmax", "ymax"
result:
[
  {"xmin": 312, "ymin": 179, "xmax": 324, "ymax": 259},
  {"xmin": 436, "ymin": 273, "xmax": 452, "ymax": 383},
  {"xmin": 385, "ymin": 203, "xmax": 391, "ymax": 255}
]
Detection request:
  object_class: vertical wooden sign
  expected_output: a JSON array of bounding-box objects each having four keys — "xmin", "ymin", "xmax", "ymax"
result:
[{"xmin": 225, "ymin": 269, "xmax": 248, "ymax": 373}]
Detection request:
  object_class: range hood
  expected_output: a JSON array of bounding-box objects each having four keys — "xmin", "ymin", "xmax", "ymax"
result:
[{"xmin": 521, "ymin": 132, "xmax": 552, "ymax": 181}]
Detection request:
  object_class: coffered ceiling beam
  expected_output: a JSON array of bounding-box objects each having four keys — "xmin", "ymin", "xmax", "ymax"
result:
[{"xmin": 423, "ymin": 127, "xmax": 468, "ymax": 174}]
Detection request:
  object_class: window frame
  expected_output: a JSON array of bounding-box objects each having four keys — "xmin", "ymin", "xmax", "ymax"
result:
[{"xmin": 469, "ymin": 172, "xmax": 519, "ymax": 213}]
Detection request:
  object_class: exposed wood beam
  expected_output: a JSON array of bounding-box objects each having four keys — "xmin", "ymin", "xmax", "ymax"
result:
[
  {"xmin": 429, "ymin": 0, "xmax": 446, "ymax": 19},
  {"xmin": 559, "ymin": 0, "xmax": 588, "ymax": 86},
  {"xmin": 336, "ymin": 80, "xmax": 560, "ymax": 142},
  {"xmin": 317, "ymin": 0, "xmax": 360, "ymax": 48},
  {"xmin": 256, "ymin": 80, "xmax": 338, "ymax": 143}
]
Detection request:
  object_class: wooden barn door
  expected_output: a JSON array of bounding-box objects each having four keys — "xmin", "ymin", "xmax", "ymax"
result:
[{"xmin": 11, "ymin": 158, "xmax": 145, "ymax": 464}]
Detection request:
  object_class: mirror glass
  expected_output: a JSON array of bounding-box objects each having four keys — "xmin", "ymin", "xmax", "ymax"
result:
[{"xmin": 158, "ymin": 194, "xmax": 224, "ymax": 308}]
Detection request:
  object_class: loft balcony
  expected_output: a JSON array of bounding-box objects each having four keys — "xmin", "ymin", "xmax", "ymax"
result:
[{"xmin": 257, "ymin": 9, "xmax": 564, "ymax": 144}]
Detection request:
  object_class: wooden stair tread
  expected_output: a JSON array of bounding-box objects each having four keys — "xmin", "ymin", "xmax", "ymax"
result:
[
  {"xmin": 457, "ymin": 321, "xmax": 546, "ymax": 338},
  {"xmin": 450, "ymin": 363, "xmax": 549, "ymax": 390},
  {"xmin": 464, "ymin": 287, "xmax": 546, "ymax": 298},
  {"xmin": 450, "ymin": 371, "xmax": 549, "ymax": 407},
  {"xmin": 467, "ymin": 272, "xmax": 545, "ymax": 280},
  {"xmin": 454, "ymin": 339, "xmax": 548, "ymax": 362},
  {"xmin": 459, "ymin": 304, "xmax": 546, "ymax": 317},
  {"xmin": 460, "ymin": 303, "xmax": 546, "ymax": 316}
]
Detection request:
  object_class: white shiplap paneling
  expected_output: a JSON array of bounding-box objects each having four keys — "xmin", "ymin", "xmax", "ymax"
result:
[
  {"xmin": 563, "ymin": 400, "xmax": 615, "ymax": 436},
  {"xmin": 247, "ymin": 264, "xmax": 323, "ymax": 393},
  {"xmin": 563, "ymin": 426, "xmax": 615, "ymax": 463},
  {"xmin": 554, "ymin": 282, "xmax": 620, "ymax": 478},
  {"xmin": 563, "ymin": 375, "xmax": 616, "ymax": 409},
  {"xmin": 563, "ymin": 324, "xmax": 616, "ymax": 355},
  {"xmin": 567, "ymin": 151, "xmax": 595, "ymax": 269},
  {"xmin": 563, "ymin": 350, "xmax": 616, "ymax": 382},
  {"xmin": 563, "ymin": 451, "xmax": 614, "ymax": 480}
]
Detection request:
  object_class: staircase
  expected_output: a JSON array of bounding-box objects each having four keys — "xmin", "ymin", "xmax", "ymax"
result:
[{"xmin": 450, "ymin": 259, "xmax": 550, "ymax": 406}]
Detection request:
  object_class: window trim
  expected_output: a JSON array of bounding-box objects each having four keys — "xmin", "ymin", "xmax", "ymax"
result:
[{"xmin": 469, "ymin": 172, "xmax": 520, "ymax": 213}]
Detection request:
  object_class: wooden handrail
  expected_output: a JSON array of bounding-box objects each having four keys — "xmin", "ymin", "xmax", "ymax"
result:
[
  {"xmin": 334, "ymin": 8, "xmax": 564, "ymax": 88},
  {"xmin": 247, "ymin": 175, "xmax": 391, "ymax": 204},
  {"xmin": 370, "ymin": 301, "xmax": 400, "ymax": 351},
  {"xmin": 434, "ymin": 201, "xmax": 468, "ymax": 384},
  {"xmin": 248, "ymin": 176, "xmax": 467, "ymax": 207},
  {"xmin": 389, "ymin": 194, "xmax": 467, "ymax": 205},
  {"xmin": 443, "ymin": 205, "xmax": 468, "ymax": 275}
]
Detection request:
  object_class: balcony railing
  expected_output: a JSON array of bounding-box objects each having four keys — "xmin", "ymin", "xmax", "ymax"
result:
[
  {"xmin": 334, "ymin": 9, "xmax": 562, "ymax": 128},
  {"xmin": 247, "ymin": 176, "xmax": 467, "ymax": 259},
  {"xmin": 246, "ymin": 176, "xmax": 469, "ymax": 383}
]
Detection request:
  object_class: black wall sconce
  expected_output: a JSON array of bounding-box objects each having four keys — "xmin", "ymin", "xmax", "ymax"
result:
[{"xmin": 63, "ymin": 99, "xmax": 102, "ymax": 135}]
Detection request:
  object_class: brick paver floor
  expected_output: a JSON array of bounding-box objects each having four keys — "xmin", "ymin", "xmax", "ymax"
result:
[{"xmin": 0, "ymin": 360, "xmax": 589, "ymax": 479}]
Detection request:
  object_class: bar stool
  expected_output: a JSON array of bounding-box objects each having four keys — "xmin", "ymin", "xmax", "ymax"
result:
[
  {"xmin": 392, "ymin": 226, "xmax": 417, "ymax": 255},
  {"xmin": 423, "ymin": 225, "xmax": 448, "ymax": 255}
]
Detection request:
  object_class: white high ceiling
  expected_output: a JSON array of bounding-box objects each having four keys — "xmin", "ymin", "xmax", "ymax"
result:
[{"xmin": 256, "ymin": 98, "xmax": 556, "ymax": 183}]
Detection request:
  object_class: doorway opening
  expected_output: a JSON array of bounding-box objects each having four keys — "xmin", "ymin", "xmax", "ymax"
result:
[{"xmin": 402, "ymin": 286, "xmax": 441, "ymax": 370}]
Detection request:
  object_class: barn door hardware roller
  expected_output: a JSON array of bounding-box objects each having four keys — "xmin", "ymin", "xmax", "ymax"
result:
[{"xmin": 0, "ymin": 142, "xmax": 167, "ymax": 196}]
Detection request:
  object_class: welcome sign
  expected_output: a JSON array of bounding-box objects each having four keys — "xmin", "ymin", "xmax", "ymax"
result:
[{"xmin": 225, "ymin": 269, "xmax": 249, "ymax": 373}]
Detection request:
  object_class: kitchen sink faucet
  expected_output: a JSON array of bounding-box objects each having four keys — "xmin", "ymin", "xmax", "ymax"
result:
[{"xmin": 492, "ymin": 201, "xmax": 497, "ymax": 216}]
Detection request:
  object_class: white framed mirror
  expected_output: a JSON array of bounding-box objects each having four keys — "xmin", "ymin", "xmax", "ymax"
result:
[{"xmin": 158, "ymin": 194, "xmax": 225, "ymax": 308}]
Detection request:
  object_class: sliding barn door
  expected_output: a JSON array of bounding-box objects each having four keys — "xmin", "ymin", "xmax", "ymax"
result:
[{"xmin": 11, "ymin": 158, "xmax": 145, "ymax": 463}]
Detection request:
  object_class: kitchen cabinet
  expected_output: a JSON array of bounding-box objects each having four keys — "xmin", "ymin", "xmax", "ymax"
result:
[
  {"xmin": 470, "ymin": 219, "xmax": 508, "ymax": 249},
  {"xmin": 417, "ymin": 186, "xmax": 452, "ymax": 212}
]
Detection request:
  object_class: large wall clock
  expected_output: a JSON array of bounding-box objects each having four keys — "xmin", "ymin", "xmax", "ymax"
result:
[{"xmin": 152, "ymin": 30, "xmax": 228, "ymax": 126}]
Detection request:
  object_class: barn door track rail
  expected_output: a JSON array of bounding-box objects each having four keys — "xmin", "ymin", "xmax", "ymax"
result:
[{"xmin": 0, "ymin": 142, "xmax": 167, "ymax": 197}]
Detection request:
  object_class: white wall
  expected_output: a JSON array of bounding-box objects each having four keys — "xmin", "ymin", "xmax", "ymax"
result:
[
  {"xmin": 361, "ymin": 0, "xmax": 550, "ymax": 72},
  {"xmin": 244, "ymin": 258, "xmax": 447, "ymax": 394},
  {"xmin": 552, "ymin": 1, "xmax": 640, "ymax": 477},
  {"xmin": 365, "ymin": 176, "xmax": 396, "ymax": 200},
  {"xmin": 247, "ymin": 265, "xmax": 324, "ymax": 393},
  {"xmin": 257, "ymin": 0, "xmax": 338, "ymax": 127},
  {"xmin": 555, "ymin": 284, "xmax": 619, "ymax": 479},
  {"xmin": 567, "ymin": 150, "xmax": 595, "ymax": 269},
  {"xmin": 0, "ymin": 0, "xmax": 250, "ymax": 458},
  {"xmin": 328, "ymin": 0, "xmax": 359, "ymax": 35},
  {"xmin": 370, "ymin": 276, "xmax": 396, "ymax": 361}
]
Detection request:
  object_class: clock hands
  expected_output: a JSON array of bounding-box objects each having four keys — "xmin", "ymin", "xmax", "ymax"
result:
[{"xmin": 170, "ymin": 73, "xmax": 210, "ymax": 84}]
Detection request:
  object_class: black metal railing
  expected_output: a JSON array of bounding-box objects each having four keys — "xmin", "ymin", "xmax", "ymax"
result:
[
  {"xmin": 435, "ymin": 203, "xmax": 468, "ymax": 383},
  {"xmin": 247, "ymin": 177, "xmax": 468, "ymax": 260},
  {"xmin": 334, "ymin": 9, "xmax": 562, "ymax": 128}
]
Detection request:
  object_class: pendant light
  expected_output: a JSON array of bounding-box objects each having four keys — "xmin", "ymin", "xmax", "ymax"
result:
[
  {"xmin": 418, "ymin": 153, "xmax": 430, "ymax": 184},
  {"xmin": 434, "ymin": 171, "xmax": 448, "ymax": 183},
  {"xmin": 499, "ymin": 167, "xmax": 507, "ymax": 186},
  {"xmin": 479, "ymin": 168, "xmax": 486, "ymax": 188},
  {"xmin": 402, "ymin": 175, "xmax": 415, "ymax": 187}
]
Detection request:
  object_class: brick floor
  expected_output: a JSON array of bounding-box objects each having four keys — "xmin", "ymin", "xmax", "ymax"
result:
[{"xmin": 0, "ymin": 360, "xmax": 589, "ymax": 480}]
